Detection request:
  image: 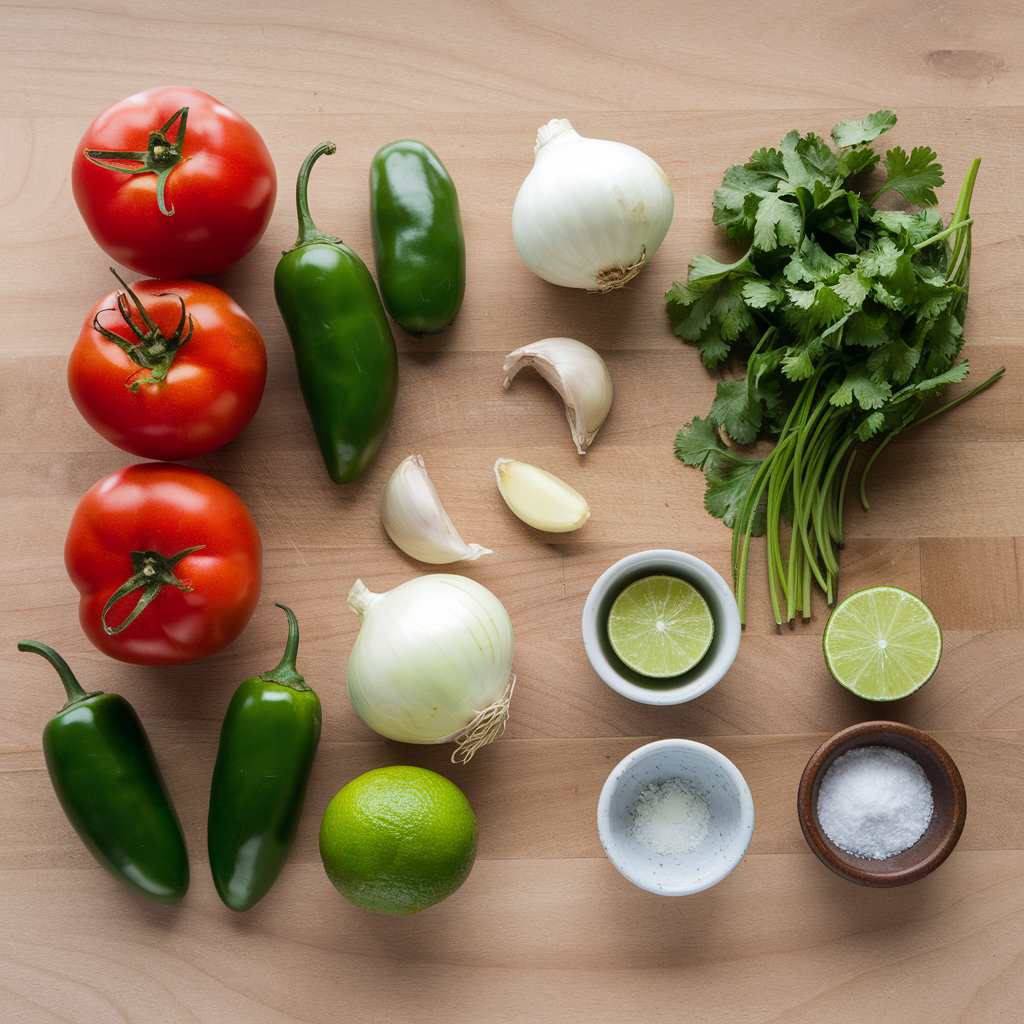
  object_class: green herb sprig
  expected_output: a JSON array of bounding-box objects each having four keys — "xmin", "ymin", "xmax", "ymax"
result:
[{"xmin": 668, "ymin": 111, "xmax": 1003, "ymax": 626}]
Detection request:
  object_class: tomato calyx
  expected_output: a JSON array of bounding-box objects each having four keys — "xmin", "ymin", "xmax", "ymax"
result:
[
  {"xmin": 83, "ymin": 106, "xmax": 189, "ymax": 217},
  {"xmin": 92, "ymin": 268, "xmax": 195, "ymax": 391},
  {"xmin": 101, "ymin": 544, "xmax": 206, "ymax": 636}
]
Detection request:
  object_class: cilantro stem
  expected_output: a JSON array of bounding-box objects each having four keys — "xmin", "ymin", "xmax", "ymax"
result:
[
  {"xmin": 910, "ymin": 365, "xmax": 1004, "ymax": 427},
  {"xmin": 859, "ymin": 366, "xmax": 1004, "ymax": 509}
]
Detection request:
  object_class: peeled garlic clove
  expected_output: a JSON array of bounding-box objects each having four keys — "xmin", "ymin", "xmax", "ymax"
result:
[
  {"xmin": 503, "ymin": 337, "xmax": 613, "ymax": 454},
  {"xmin": 381, "ymin": 455, "xmax": 492, "ymax": 564},
  {"xmin": 494, "ymin": 458, "xmax": 590, "ymax": 533}
]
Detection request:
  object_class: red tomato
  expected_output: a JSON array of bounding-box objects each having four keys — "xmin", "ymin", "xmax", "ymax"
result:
[
  {"xmin": 68, "ymin": 272, "xmax": 268, "ymax": 461},
  {"xmin": 72, "ymin": 86, "xmax": 277, "ymax": 278},
  {"xmin": 65, "ymin": 463, "xmax": 263, "ymax": 666}
]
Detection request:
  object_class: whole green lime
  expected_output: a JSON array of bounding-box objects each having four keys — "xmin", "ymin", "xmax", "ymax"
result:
[{"xmin": 319, "ymin": 765, "xmax": 478, "ymax": 915}]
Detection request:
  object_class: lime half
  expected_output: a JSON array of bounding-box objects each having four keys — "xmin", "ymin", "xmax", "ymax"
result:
[
  {"xmin": 607, "ymin": 575, "xmax": 715, "ymax": 678},
  {"xmin": 823, "ymin": 586, "xmax": 942, "ymax": 700}
]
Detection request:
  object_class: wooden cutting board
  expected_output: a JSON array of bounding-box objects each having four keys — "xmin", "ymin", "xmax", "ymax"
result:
[{"xmin": 2, "ymin": 2, "xmax": 1022, "ymax": 1021}]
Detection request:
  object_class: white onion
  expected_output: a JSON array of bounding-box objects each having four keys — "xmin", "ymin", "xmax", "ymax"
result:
[
  {"xmin": 512, "ymin": 118, "xmax": 674, "ymax": 292},
  {"xmin": 346, "ymin": 575, "xmax": 515, "ymax": 763}
]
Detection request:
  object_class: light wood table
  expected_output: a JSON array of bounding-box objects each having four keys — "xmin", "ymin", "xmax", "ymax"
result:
[{"xmin": 2, "ymin": 2, "xmax": 1022, "ymax": 1021}]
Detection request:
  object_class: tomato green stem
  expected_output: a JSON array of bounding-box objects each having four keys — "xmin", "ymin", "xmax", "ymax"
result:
[
  {"xmin": 91, "ymin": 268, "xmax": 194, "ymax": 391},
  {"xmin": 101, "ymin": 545, "xmax": 205, "ymax": 636},
  {"xmin": 83, "ymin": 106, "xmax": 188, "ymax": 216}
]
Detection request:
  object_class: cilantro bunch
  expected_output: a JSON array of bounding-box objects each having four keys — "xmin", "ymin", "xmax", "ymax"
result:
[{"xmin": 668, "ymin": 111, "xmax": 1002, "ymax": 625}]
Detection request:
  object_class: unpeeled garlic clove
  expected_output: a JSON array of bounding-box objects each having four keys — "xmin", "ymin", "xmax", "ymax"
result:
[
  {"xmin": 494, "ymin": 458, "xmax": 590, "ymax": 533},
  {"xmin": 381, "ymin": 455, "xmax": 492, "ymax": 564},
  {"xmin": 502, "ymin": 337, "xmax": 612, "ymax": 454}
]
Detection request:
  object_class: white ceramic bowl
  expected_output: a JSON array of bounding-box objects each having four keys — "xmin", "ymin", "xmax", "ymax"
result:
[
  {"xmin": 581, "ymin": 549, "xmax": 741, "ymax": 705},
  {"xmin": 597, "ymin": 739, "xmax": 755, "ymax": 896}
]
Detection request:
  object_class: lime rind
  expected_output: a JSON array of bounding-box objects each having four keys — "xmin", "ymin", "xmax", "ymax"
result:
[
  {"xmin": 607, "ymin": 575, "xmax": 715, "ymax": 679},
  {"xmin": 823, "ymin": 586, "xmax": 942, "ymax": 700}
]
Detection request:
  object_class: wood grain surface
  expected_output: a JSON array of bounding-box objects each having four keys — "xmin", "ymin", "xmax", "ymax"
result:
[{"xmin": 2, "ymin": 2, "xmax": 1023, "ymax": 1021}]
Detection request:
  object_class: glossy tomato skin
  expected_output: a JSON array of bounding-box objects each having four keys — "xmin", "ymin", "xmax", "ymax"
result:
[
  {"xmin": 68, "ymin": 279, "xmax": 268, "ymax": 461},
  {"xmin": 72, "ymin": 86, "xmax": 277, "ymax": 278},
  {"xmin": 65, "ymin": 463, "xmax": 263, "ymax": 666}
]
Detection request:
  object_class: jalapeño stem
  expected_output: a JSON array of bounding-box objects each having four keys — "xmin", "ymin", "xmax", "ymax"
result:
[
  {"xmin": 18, "ymin": 641, "xmax": 102, "ymax": 709},
  {"xmin": 260, "ymin": 604, "xmax": 309, "ymax": 691},
  {"xmin": 291, "ymin": 142, "xmax": 342, "ymax": 249}
]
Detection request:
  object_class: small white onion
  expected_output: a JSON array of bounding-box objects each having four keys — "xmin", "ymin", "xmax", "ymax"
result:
[
  {"xmin": 512, "ymin": 118, "xmax": 674, "ymax": 292},
  {"xmin": 346, "ymin": 575, "xmax": 515, "ymax": 763}
]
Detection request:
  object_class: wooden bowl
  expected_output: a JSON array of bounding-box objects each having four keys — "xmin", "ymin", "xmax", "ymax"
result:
[{"xmin": 798, "ymin": 721, "xmax": 966, "ymax": 887}]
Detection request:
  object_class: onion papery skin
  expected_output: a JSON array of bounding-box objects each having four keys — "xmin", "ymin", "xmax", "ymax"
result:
[
  {"xmin": 512, "ymin": 121, "xmax": 674, "ymax": 291},
  {"xmin": 346, "ymin": 575, "xmax": 514, "ymax": 745}
]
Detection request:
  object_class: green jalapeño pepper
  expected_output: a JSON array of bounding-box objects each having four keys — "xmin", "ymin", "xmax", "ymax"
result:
[
  {"xmin": 370, "ymin": 139, "xmax": 466, "ymax": 337},
  {"xmin": 275, "ymin": 142, "xmax": 398, "ymax": 484},
  {"xmin": 19, "ymin": 640, "xmax": 189, "ymax": 903},
  {"xmin": 207, "ymin": 604, "xmax": 321, "ymax": 912}
]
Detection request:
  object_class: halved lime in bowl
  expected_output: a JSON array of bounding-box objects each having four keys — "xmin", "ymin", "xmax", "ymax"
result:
[
  {"xmin": 607, "ymin": 575, "xmax": 715, "ymax": 679},
  {"xmin": 822, "ymin": 586, "xmax": 942, "ymax": 700}
]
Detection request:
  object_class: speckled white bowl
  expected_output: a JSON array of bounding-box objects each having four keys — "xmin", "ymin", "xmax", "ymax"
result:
[
  {"xmin": 582, "ymin": 550, "xmax": 741, "ymax": 705},
  {"xmin": 597, "ymin": 739, "xmax": 755, "ymax": 896}
]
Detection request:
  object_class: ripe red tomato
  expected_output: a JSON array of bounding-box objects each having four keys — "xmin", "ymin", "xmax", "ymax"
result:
[
  {"xmin": 72, "ymin": 86, "xmax": 277, "ymax": 278},
  {"xmin": 65, "ymin": 463, "xmax": 263, "ymax": 666},
  {"xmin": 68, "ymin": 272, "xmax": 268, "ymax": 461}
]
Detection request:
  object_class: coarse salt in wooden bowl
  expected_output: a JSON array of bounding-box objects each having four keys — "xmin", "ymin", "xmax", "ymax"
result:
[{"xmin": 798, "ymin": 721, "xmax": 967, "ymax": 887}]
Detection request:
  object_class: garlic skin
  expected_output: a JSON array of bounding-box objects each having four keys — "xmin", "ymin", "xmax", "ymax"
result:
[
  {"xmin": 494, "ymin": 458, "xmax": 590, "ymax": 533},
  {"xmin": 503, "ymin": 337, "xmax": 613, "ymax": 454},
  {"xmin": 512, "ymin": 118, "xmax": 674, "ymax": 292},
  {"xmin": 381, "ymin": 455, "xmax": 492, "ymax": 564}
]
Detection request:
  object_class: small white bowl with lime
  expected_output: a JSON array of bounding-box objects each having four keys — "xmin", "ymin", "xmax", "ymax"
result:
[{"xmin": 582, "ymin": 549, "xmax": 741, "ymax": 705}]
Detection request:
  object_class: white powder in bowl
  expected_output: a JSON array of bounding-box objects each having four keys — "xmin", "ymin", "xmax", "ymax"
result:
[
  {"xmin": 629, "ymin": 777, "xmax": 710, "ymax": 854},
  {"xmin": 816, "ymin": 745, "xmax": 934, "ymax": 860}
]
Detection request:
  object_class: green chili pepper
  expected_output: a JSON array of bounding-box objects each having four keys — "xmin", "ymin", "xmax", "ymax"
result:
[
  {"xmin": 207, "ymin": 604, "xmax": 321, "ymax": 912},
  {"xmin": 370, "ymin": 139, "xmax": 466, "ymax": 337},
  {"xmin": 19, "ymin": 640, "xmax": 189, "ymax": 904},
  {"xmin": 274, "ymin": 142, "xmax": 398, "ymax": 484}
]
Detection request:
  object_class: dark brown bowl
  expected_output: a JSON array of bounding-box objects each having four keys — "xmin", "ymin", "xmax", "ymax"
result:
[{"xmin": 798, "ymin": 721, "xmax": 966, "ymax": 887}]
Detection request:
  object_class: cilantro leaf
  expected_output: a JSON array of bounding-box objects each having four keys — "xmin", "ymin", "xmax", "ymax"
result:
[
  {"xmin": 673, "ymin": 415, "xmax": 730, "ymax": 471},
  {"xmin": 856, "ymin": 410, "xmax": 887, "ymax": 441},
  {"xmin": 875, "ymin": 146, "xmax": 944, "ymax": 206},
  {"xmin": 742, "ymin": 278, "xmax": 785, "ymax": 309},
  {"xmin": 708, "ymin": 378, "xmax": 762, "ymax": 445},
  {"xmin": 844, "ymin": 309, "xmax": 892, "ymax": 349},
  {"xmin": 713, "ymin": 165, "xmax": 780, "ymax": 239},
  {"xmin": 667, "ymin": 275, "xmax": 757, "ymax": 369},
  {"xmin": 867, "ymin": 338, "xmax": 921, "ymax": 385},
  {"xmin": 704, "ymin": 456, "xmax": 766, "ymax": 531},
  {"xmin": 673, "ymin": 417, "xmax": 766, "ymax": 531},
  {"xmin": 831, "ymin": 364, "xmax": 891, "ymax": 409},
  {"xmin": 832, "ymin": 270, "xmax": 870, "ymax": 308},
  {"xmin": 871, "ymin": 208, "xmax": 944, "ymax": 245},
  {"xmin": 753, "ymin": 194, "xmax": 803, "ymax": 252},
  {"xmin": 831, "ymin": 110, "xmax": 897, "ymax": 148},
  {"xmin": 836, "ymin": 146, "xmax": 881, "ymax": 180}
]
